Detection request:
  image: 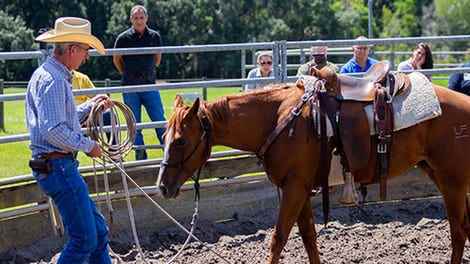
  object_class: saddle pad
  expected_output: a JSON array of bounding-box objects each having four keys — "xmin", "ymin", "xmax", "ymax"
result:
[{"xmin": 364, "ymin": 72, "xmax": 442, "ymax": 135}]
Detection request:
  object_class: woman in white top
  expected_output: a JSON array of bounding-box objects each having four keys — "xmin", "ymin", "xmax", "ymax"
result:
[
  {"xmin": 245, "ymin": 51, "xmax": 274, "ymax": 91},
  {"xmin": 397, "ymin": 43, "xmax": 433, "ymax": 75}
]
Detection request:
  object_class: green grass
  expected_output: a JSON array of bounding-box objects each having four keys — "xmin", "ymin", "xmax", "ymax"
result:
[{"xmin": 0, "ymin": 87, "xmax": 240, "ymax": 179}]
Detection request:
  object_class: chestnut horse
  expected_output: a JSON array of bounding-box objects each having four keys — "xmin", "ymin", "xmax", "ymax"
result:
[{"xmin": 157, "ymin": 73, "xmax": 470, "ymax": 263}]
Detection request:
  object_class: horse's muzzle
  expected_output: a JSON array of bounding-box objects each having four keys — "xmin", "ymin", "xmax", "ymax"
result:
[{"xmin": 158, "ymin": 182, "xmax": 180, "ymax": 199}]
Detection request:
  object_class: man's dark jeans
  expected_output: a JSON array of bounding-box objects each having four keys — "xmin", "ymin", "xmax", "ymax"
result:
[{"xmin": 33, "ymin": 157, "xmax": 111, "ymax": 263}]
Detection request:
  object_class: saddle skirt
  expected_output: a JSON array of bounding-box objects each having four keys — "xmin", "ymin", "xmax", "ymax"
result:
[
  {"xmin": 310, "ymin": 71, "xmax": 442, "ymax": 138},
  {"xmin": 364, "ymin": 71, "xmax": 442, "ymax": 135}
]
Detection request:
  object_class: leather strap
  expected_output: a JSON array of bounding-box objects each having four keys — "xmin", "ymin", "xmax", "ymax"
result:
[
  {"xmin": 257, "ymin": 83, "xmax": 320, "ymax": 160},
  {"xmin": 374, "ymin": 84, "xmax": 394, "ymax": 201}
]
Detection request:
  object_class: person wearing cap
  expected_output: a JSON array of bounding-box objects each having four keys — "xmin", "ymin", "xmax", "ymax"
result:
[
  {"xmin": 245, "ymin": 51, "xmax": 274, "ymax": 91},
  {"xmin": 340, "ymin": 36, "xmax": 378, "ymax": 74},
  {"xmin": 113, "ymin": 5, "xmax": 165, "ymax": 160},
  {"xmin": 296, "ymin": 46, "xmax": 338, "ymax": 76},
  {"xmin": 25, "ymin": 17, "xmax": 112, "ymax": 263}
]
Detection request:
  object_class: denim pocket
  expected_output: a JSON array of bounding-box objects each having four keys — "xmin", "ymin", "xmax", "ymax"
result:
[{"xmin": 34, "ymin": 167, "xmax": 64, "ymax": 197}]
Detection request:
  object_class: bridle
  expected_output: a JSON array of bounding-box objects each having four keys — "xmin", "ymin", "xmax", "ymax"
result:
[{"xmin": 160, "ymin": 108, "xmax": 212, "ymax": 199}]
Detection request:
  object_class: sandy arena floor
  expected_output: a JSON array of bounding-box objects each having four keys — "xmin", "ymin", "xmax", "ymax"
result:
[{"xmin": 19, "ymin": 196, "xmax": 470, "ymax": 263}]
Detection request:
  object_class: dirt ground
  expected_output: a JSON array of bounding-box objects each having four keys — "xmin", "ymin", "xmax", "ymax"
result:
[{"xmin": 11, "ymin": 197, "xmax": 470, "ymax": 263}]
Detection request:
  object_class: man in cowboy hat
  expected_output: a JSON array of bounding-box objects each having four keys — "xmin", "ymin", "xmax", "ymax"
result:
[
  {"xmin": 26, "ymin": 17, "xmax": 112, "ymax": 263},
  {"xmin": 296, "ymin": 45, "xmax": 337, "ymax": 76}
]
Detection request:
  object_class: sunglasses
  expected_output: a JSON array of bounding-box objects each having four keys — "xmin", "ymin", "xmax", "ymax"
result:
[
  {"xmin": 71, "ymin": 44, "xmax": 91, "ymax": 52},
  {"xmin": 260, "ymin": 61, "xmax": 272, "ymax": 65}
]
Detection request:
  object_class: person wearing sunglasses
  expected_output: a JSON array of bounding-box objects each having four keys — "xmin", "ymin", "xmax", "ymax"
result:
[
  {"xmin": 297, "ymin": 45, "xmax": 337, "ymax": 76},
  {"xmin": 340, "ymin": 36, "xmax": 378, "ymax": 74},
  {"xmin": 245, "ymin": 51, "xmax": 274, "ymax": 91}
]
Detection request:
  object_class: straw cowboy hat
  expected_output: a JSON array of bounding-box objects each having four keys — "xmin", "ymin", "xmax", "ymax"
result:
[{"xmin": 35, "ymin": 17, "xmax": 105, "ymax": 55}]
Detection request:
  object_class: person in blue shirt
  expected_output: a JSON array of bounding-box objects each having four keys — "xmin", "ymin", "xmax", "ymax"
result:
[
  {"xmin": 340, "ymin": 36, "xmax": 378, "ymax": 74},
  {"xmin": 449, "ymin": 62, "xmax": 470, "ymax": 96},
  {"xmin": 26, "ymin": 17, "xmax": 113, "ymax": 263}
]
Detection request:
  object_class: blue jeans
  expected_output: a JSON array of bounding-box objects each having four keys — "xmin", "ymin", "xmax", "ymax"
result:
[
  {"xmin": 123, "ymin": 91, "xmax": 166, "ymax": 145},
  {"xmin": 33, "ymin": 157, "xmax": 111, "ymax": 264}
]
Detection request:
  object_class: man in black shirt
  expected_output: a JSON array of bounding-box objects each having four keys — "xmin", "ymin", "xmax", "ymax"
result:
[
  {"xmin": 449, "ymin": 62, "xmax": 470, "ymax": 96},
  {"xmin": 113, "ymin": 5, "xmax": 165, "ymax": 160}
]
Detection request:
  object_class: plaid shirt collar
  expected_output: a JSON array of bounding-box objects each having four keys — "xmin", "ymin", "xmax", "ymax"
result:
[{"xmin": 47, "ymin": 56, "xmax": 72, "ymax": 83}]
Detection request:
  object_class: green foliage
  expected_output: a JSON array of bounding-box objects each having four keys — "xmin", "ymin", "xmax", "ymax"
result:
[
  {"xmin": 0, "ymin": 0, "xmax": 465, "ymax": 80},
  {"xmin": 331, "ymin": 0, "xmax": 369, "ymax": 38},
  {"xmin": 381, "ymin": 0, "xmax": 419, "ymax": 37},
  {"xmin": 0, "ymin": 11, "xmax": 36, "ymax": 80},
  {"xmin": 435, "ymin": 0, "xmax": 470, "ymax": 35}
]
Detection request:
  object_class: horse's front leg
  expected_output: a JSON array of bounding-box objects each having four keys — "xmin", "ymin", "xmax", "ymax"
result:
[
  {"xmin": 297, "ymin": 199, "xmax": 321, "ymax": 263},
  {"xmin": 268, "ymin": 178, "xmax": 309, "ymax": 264}
]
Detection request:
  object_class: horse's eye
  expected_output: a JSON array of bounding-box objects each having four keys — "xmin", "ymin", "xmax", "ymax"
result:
[{"xmin": 174, "ymin": 138, "xmax": 186, "ymax": 146}]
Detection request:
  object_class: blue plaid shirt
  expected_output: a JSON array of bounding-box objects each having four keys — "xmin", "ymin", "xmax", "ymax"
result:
[{"xmin": 26, "ymin": 56, "xmax": 95, "ymax": 157}]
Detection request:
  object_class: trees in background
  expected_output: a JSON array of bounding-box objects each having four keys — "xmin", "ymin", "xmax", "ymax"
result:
[{"xmin": 0, "ymin": 0, "xmax": 467, "ymax": 80}]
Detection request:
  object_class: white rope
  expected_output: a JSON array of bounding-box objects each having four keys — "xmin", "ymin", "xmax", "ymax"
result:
[{"xmin": 94, "ymin": 158, "xmax": 233, "ymax": 264}]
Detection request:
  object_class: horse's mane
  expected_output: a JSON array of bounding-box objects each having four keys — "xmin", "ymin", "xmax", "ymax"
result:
[{"xmin": 165, "ymin": 83, "xmax": 296, "ymax": 141}]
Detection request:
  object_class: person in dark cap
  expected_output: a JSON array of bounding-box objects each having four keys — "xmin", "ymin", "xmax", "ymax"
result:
[{"xmin": 297, "ymin": 46, "xmax": 337, "ymax": 76}]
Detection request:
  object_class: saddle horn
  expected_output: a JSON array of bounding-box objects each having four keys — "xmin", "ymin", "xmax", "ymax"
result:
[{"xmin": 339, "ymin": 171, "xmax": 360, "ymax": 205}]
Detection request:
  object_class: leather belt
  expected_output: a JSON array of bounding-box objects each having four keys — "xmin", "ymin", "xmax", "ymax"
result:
[{"xmin": 40, "ymin": 151, "xmax": 77, "ymax": 160}]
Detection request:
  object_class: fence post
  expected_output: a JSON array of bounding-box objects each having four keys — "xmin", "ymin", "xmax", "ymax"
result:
[
  {"xmin": 241, "ymin": 49, "xmax": 246, "ymax": 91},
  {"xmin": 390, "ymin": 46, "xmax": 396, "ymax": 70},
  {"xmin": 300, "ymin": 48, "xmax": 306, "ymax": 64},
  {"xmin": 105, "ymin": 78, "xmax": 111, "ymax": 88},
  {"xmin": 273, "ymin": 42, "xmax": 280, "ymax": 83},
  {"xmin": 279, "ymin": 41, "xmax": 288, "ymax": 83},
  {"xmin": 202, "ymin": 77, "xmax": 208, "ymax": 100},
  {"xmin": 0, "ymin": 79, "xmax": 4, "ymax": 131}
]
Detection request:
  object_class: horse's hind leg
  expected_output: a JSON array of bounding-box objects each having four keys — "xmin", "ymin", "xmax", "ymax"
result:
[
  {"xmin": 297, "ymin": 199, "xmax": 321, "ymax": 263},
  {"xmin": 433, "ymin": 175, "xmax": 467, "ymax": 264},
  {"xmin": 268, "ymin": 179, "xmax": 309, "ymax": 264}
]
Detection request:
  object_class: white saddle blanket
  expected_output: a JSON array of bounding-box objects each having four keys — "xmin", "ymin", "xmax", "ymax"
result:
[
  {"xmin": 364, "ymin": 72, "xmax": 442, "ymax": 135},
  {"xmin": 313, "ymin": 71, "xmax": 442, "ymax": 138}
]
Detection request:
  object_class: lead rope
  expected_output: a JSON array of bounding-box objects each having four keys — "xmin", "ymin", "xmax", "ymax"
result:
[
  {"xmin": 93, "ymin": 158, "xmax": 233, "ymax": 264},
  {"xmin": 164, "ymin": 168, "xmax": 201, "ymax": 264}
]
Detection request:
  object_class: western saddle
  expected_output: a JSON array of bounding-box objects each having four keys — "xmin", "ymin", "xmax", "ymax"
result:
[
  {"xmin": 257, "ymin": 61, "xmax": 412, "ymax": 222},
  {"xmin": 320, "ymin": 61, "xmax": 411, "ymax": 202}
]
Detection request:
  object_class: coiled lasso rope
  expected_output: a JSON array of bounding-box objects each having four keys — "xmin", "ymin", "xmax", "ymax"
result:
[{"xmin": 85, "ymin": 98, "xmax": 147, "ymax": 263}]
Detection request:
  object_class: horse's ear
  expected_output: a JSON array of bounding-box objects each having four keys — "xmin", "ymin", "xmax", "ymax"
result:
[
  {"xmin": 174, "ymin": 95, "xmax": 184, "ymax": 108},
  {"xmin": 184, "ymin": 97, "xmax": 200, "ymax": 121},
  {"xmin": 295, "ymin": 79, "xmax": 305, "ymax": 91}
]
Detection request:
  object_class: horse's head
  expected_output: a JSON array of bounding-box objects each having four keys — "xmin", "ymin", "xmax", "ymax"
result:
[
  {"xmin": 156, "ymin": 95, "xmax": 212, "ymax": 199},
  {"xmin": 310, "ymin": 66, "xmax": 339, "ymax": 96}
]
